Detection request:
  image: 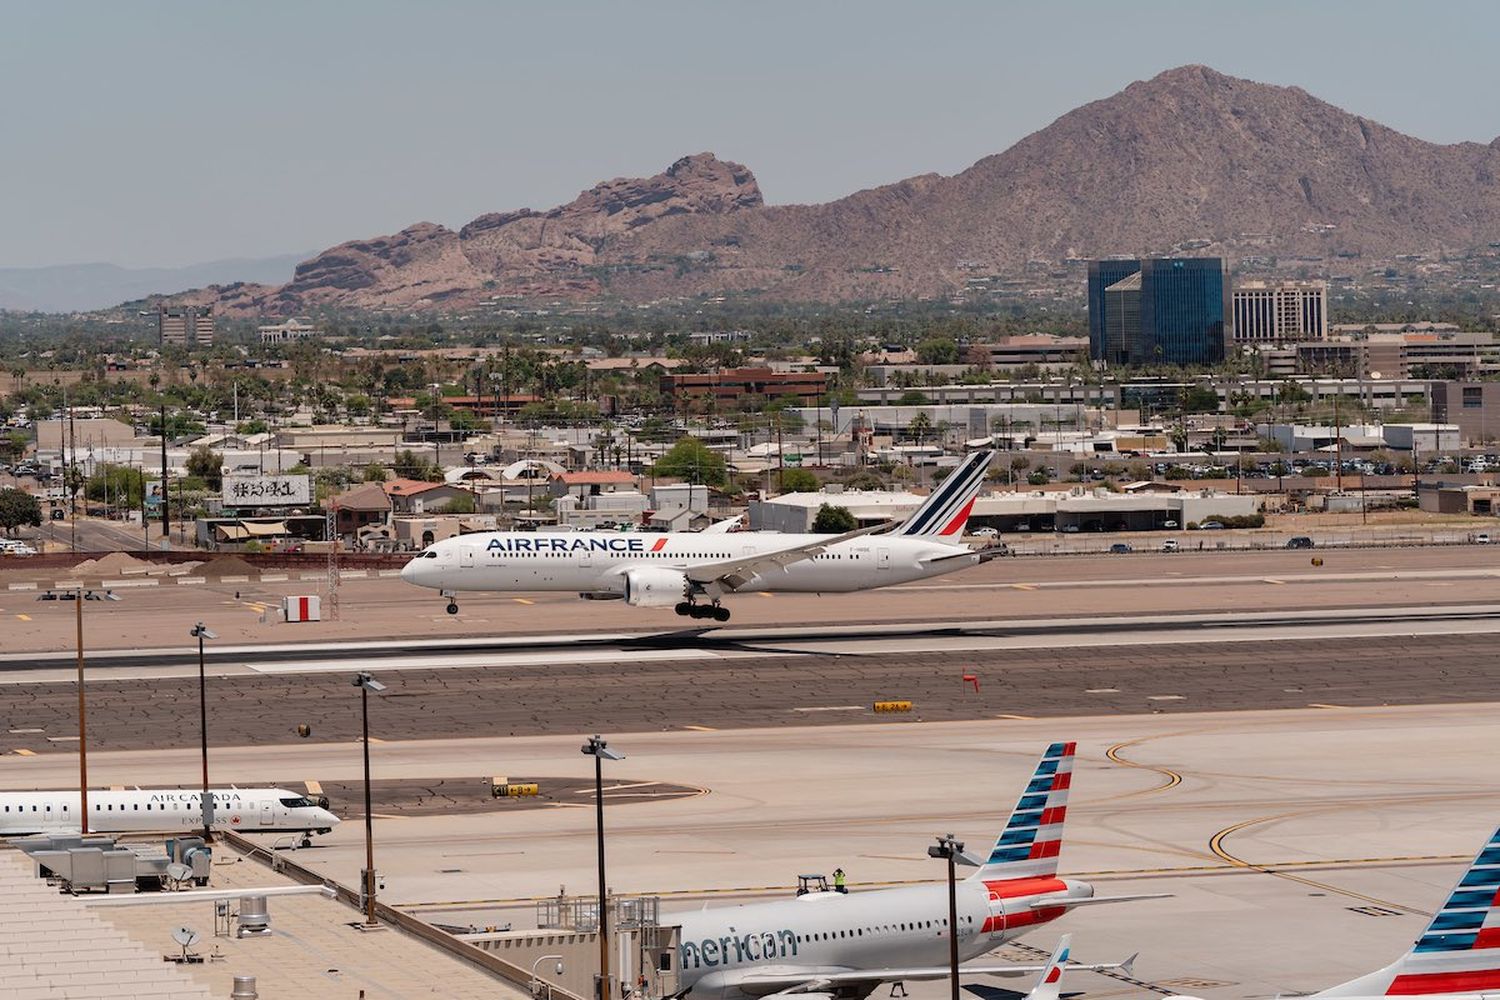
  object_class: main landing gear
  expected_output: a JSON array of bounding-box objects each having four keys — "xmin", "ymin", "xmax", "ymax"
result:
[
  {"xmin": 675, "ymin": 601, "xmax": 730, "ymax": 623},
  {"xmin": 446, "ymin": 601, "xmax": 459, "ymax": 615}
]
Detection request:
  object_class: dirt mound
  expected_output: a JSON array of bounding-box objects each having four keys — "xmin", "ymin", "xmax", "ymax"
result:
[
  {"xmin": 200, "ymin": 555, "xmax": 261, "ymax": 579},
  {"xmin": 68, "ymin": 552, "xmax": 153, "ymax": 578}
]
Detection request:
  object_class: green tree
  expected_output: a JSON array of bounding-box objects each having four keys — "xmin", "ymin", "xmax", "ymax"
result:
[
  {"xmin": 653, "ymin": 437, "xmax": 727, "ymax": 487},
  {"xmin": 0, "ymin": 487, "xmax": 41, "ymax": 536},
  {"xmin": 812, "ymin": 503, "xmax": 857, "ymax": 533},
  {"xmin": 0, "ymin": 430, "xmax": 27, "ymax": 463},
  {"xmin": 439, "ymin": 491, "xmax": 477, "ymax": 514},
  {"xmin": 85, "ymin": 464, "xmax": 145, "ymax": 508},
  {"xmin": 916, "ymin": 337, "xmax": 960, "ymax": 365},
  {"xmin": 363, "ymin": 462, "xmax": 388, "ymax": 483},
  {"xmin": 393, "ymin": 449, "xmax": 443, "ymax": 482},
  {"xmin": 779, "ymin": 468, "xmax": 820, "ymax": 493},
  {"xmin": 897, "ymin": 390, "xmax": 930, "ymax": 406},
  {"xmin": 186, "ymin": 445, "xmax": 224, "ymax": 491},
  {"xmin": 1180, "ymin": 385, "xmax": 1221, "ymax": 414}
]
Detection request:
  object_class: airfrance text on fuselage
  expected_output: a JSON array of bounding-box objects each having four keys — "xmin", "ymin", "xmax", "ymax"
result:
[{"xmin": 486, "ymin": 537, "xmax": 654, "ymax": 553}]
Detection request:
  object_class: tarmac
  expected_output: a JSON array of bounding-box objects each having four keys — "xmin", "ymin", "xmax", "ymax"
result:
[
  {"xmin": 4, "ymin": 705, "xmax": 1498, "ymax": 1000},
  {"xmin": 4, "ymin": 542, "xmax": 1500, "ymax": 998}
]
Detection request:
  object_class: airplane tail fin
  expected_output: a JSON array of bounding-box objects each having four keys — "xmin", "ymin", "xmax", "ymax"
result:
[
  {"xmin": 1025, "ymin": 935, "xmax": 1071, "ymax": 1000},
  {"xmin": 892, "ymin": 450, "xmax": 994, "ymax": 538},
  {"xmin": 969, "ymin": 742, "xmax": 1075, "ymax": 883},
  {"xmin": 1315, "ymin": 823, "xmax": 1500, "ymax": 997}
]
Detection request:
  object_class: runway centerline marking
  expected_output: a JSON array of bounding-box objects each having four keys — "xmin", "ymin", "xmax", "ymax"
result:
[{"xmin": 791, "ymin": 706, "xmax": 865, "ymax": 713}]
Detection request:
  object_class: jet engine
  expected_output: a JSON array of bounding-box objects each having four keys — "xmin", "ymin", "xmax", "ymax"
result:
[{"xmin": 622, "ymin": 567, "xmax": 690, "ymax": 607}]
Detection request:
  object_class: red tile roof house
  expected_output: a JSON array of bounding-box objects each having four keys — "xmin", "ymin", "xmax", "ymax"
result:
[{"xmin": 383, "ymin": 478, "xmax": 475, "ymax": 514}]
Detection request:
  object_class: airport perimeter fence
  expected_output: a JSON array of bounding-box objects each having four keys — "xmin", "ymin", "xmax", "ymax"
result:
[
  {"xmin": 219, "ymin": 831, "xmax": 589, "ymax": 1000},
  {"xmin": 1002, "ymin": 529, "xmax": 1482, "ymax": 556}
]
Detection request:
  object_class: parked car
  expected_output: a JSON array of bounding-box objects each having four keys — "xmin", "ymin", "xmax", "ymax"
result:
[
  {"xmin": 1199, "ymin": 521, "xmax": 1226, "ymax": 530},
  {"xmin": 1161, "ymin": 539, "xmax": 1179, "ymax": 552},
  {"xmin": 1109, "ymin": 542, "xmax": 1134, "ymax": 554},
  {"xmin": 1161, "ymin": 519, "xmax": 1179, "ymax": 528},
  {"xmin": 1476, "ymin": 533, "xmax": 1492, "ymax": 544},
  {"xmin": 971, "ymin": 527, "xmax": 999, "ymax": 539},
  {"xmin": 1286, "ymin": 536, "xmax": 1315, "ymax": 549}
]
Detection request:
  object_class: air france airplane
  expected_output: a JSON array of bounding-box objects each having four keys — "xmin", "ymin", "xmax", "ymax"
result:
[
  {"xmin": 671, "ymin": 743, "xmax": 1156, "ymax": 1000},
  {"xmin": 1166, "ymin": 822, "xmax": 1500, "ymax": 1000},
  {"xmin": 0, "ymin": 787, "xmax": 339, "ymax": 844},
  {"xmin": 402, "ymin": 450, "xmax": 999, "ymax": 621}
]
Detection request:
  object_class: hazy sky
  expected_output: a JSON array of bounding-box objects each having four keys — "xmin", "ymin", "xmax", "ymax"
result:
[{"xmin": 5, "ymin": 0, "xmax": 1500, "ymax": 269}]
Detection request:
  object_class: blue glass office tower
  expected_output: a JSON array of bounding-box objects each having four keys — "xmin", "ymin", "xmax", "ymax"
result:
[
  {"xmin": 1087, "ymin": 257, "xmax": 1229, "ymax": 366},
  {"xmin": 1087, "ymin": 259, "xmax": 1142, "ymax": 364}
]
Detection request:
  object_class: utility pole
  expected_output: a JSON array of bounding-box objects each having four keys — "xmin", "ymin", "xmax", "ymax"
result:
[
  {"xmin": 1333, "ymin": 388, "xmax": 1343, "ymax": 493},
  {"xmin": 75, "ymin": 589, "xmax": 89, "ymax": 834},
  {"xmin": 68, "ymin": 393, "xmax": 78, "ymax": 554},
  {"xmin": 160, "ymin": 400, "xmax": 170, "ymax": 549}
]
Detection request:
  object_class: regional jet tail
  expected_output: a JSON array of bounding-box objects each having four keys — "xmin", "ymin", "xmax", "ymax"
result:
[{"xmin": 1309, "ymin": 824, "xmax": 1500, "ymax": 999}]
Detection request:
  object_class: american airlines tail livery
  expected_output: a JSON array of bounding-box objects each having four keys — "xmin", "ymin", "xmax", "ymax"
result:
[
  {"xmin": 670, "ymin": 743, "xmax": 1155, "ymax": 1000},
  {"xmin": 1167, "ymin": 822, "xmax": 1500, "ymax": 1000},
  {"xmin": 402, "ymin": 450, "xmax": 999, "ymax": 621}
]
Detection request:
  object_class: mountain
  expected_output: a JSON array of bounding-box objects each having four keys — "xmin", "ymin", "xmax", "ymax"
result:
[
  {"xmin": 0, "ymin": 254, "xmax": 310, "ymax": 313},
  {"xmin": 193, "ymin": 66, "xmax": 1500, "ymax": 313}
]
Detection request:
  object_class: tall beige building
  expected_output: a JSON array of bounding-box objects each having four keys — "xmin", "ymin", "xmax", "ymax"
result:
[
  {"xmin": 158, "ymin": 305, "xmax": 214, "ymax": 347},
  {"xmin": 1232, "ymin": 280, "xmax": 1328, "ymax": 344}
]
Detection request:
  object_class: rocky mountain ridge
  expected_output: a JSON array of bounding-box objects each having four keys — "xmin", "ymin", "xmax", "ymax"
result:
[{"xmin": 187, "ymin": 66, "xmax": 1500, "ymax": 314}]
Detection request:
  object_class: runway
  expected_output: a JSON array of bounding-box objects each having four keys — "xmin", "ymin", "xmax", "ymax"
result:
[
  {"xmin": 3, "ymin": 605, "xmax": 1500, "ymax": 755},
  {"xmin": 5, "ymin": 543, "xmax": 1500, "ymax": 655}
]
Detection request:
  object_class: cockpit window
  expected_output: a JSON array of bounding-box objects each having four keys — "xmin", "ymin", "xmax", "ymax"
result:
[
  {"xmin": 423, "ymin": 551, "xmax": 439, "ymax": 559},
  {"xmin": 279, "ymin": 796, "xmax": 315, "ymax": 808}
]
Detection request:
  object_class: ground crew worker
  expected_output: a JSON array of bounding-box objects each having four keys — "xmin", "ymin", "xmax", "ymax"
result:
[{"xmin": 832, "ymin": 867, "xmax": 847, "ymax": 893}]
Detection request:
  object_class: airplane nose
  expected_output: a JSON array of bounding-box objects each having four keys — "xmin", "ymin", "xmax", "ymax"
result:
[
  {"xmin": 400, "ymin": 558, "xmax": 418, "ymax": 585},
  {"xmin": 319, "ymin": 809, "xmax": 340, "ymax": 827}
]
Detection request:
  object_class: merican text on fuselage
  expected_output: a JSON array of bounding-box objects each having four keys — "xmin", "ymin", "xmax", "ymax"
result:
[
  {"xmin": 486, "ymin": 537, "xmax": 650, "ymax": 553},
  {"xmin": 681, "ymin": 928, "xmax": 798, "ymax": 970}
]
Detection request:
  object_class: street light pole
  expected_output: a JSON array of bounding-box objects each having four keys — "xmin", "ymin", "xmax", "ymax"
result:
[
  {"xmin": 353, "ymin": 672, "xmax": 387, "ymax": 927},
  {"xmin": 928, "ymin": 833, "xmax": 980, "ymax": 1000},
  {"xmin": 75, "ymin": 589, "xmax": 88, "ymax": 834},
  {"xmin": 582, "ymin": 735, "xmax": 624, "ymax": 1000},
  {"xmin": 190, "ymin": 622, "xmax": 218, "ymax": 839}
]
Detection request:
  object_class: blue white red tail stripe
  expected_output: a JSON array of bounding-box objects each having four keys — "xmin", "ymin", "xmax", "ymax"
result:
[
  {"xmin": 894, "ymin": 451, "xmax": 993, "ymax": 537},
  {"xmin": 1314, "ymin": 825, "xmax": 1500, "ymax": 997},
  {"xmin": 971, "ymin": 742, "xmax": 1075, "ymax": 880}
]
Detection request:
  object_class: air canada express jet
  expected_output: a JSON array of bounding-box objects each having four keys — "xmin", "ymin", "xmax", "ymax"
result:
[
  {"xmin": 669, "ymin": 743, "xmax": 1156, "ymax": 1000},
  {"xmin": 0, "ymin": 787, "xmax": 339, "ymax": 845},
  {"xmin": 402, "ymin": 450, "xmax": 999, "ymax": 621}
]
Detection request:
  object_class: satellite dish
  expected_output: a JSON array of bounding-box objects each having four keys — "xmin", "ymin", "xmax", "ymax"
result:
[{"xmin": 172, "ymin": 926, "xmax": 201, "ymax": 948}]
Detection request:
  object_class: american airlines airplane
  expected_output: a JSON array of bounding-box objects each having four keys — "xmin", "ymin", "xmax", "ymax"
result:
[
  {"xmin": 670, "ymin": 743, "xmax": 1154, "ymax": 1000},
  {"xmin": 401, "ymin": 450, "xmax": 999, "ymax": 621},
  {"xmin": 1166, "ymin": 822, "xmax": 1500, "ymax": 1000},
  {"xmin": 0, "ymin": 787, "xmax": 340, "ymax": 845}
]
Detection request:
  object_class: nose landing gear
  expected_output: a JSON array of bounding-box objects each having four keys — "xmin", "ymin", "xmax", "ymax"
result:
[
  {"xmin": 674, "ymin": 601, "xmax": 730, "ymax": 623},
  {"xmin": 446, "ymin": 600, "xmax": 459, "ymax": 615}
]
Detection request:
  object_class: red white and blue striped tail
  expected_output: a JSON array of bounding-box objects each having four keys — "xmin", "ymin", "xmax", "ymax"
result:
[
  {"xmin": 892, "ymin": 450, "xmax": 994, "ymax": 537},
  {"xmin": 969, "ymin": 742, "xmax": 1075, "ymax": 882},
  {"xmin": 1316, "ymin": 824, "xmax": 1500, "ymax": 997}
]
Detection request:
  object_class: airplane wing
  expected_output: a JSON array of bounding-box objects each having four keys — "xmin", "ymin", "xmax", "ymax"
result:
[
  {"xmin": 701, "ymin": 515, "xmax": 744, "ymax": 534},
  {"xmin": 738, "ymin": 957, "xmax": 1136, "ymax": 995},
  {"xmin": 681, "ymin": 520, "xmax": 895, "ymax": 592},
  {"xmin": 1027, "ymin": 892, "xmax": 1171, "ymax": 909}
]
